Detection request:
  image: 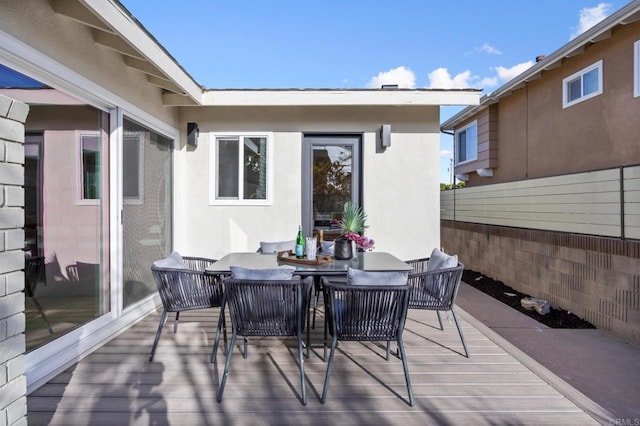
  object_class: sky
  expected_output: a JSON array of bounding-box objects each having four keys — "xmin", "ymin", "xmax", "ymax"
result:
[{"xmin": 120, "ymin": 0, "xmax": 629, "ymax": 184}]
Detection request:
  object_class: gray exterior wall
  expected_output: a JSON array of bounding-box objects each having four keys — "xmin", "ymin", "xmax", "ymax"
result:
[{"xmin": 0, "ymin": 94, "xmax": 28, "ymax": 425}]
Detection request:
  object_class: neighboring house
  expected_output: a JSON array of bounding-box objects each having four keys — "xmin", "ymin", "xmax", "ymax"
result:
[
  {"xmin": 440, "ymin": 2, "xmax": 640, "ymax": 345},
  {"xmin": 0, "ymin": 1, "xmax": 479, "ymax": 422}
]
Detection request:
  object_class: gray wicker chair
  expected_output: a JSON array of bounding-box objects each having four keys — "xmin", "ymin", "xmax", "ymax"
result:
[
  {"xmin": 406, "ymin": 259, "xmax": 469, "ymax": 357},
  {"xmin": 321, "ymin": 278, "xmax": 414, "ymax": 406},
  {"xmin": 149, "ymin": 256, "xmax": 225, "ymax": 362},
  {"xmin": 216, "ymin": 276, "xmax": 313, "ymax": 405},
  {"xmin": 25, "ymin": 256, "xmax": 53, "ymax": 334}
]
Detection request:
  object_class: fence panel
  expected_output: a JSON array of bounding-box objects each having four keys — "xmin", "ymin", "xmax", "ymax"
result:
[{"xmin": 442, "ymin": 168, "xmax": 624, "ymax": 238}]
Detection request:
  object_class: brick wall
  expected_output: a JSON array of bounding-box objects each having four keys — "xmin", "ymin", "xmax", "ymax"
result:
[
  {"xmin": 0, "ymin": 94, "xmax": 28, "ymax": 426},
  {"xmin": 442, "ymin": 220, "xmax": 640, "ymax": 346}
]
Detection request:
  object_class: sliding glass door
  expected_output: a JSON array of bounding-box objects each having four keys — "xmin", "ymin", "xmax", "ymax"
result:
[
  {"xmin": 19, "ymin": 94, "xmax": 111, "ymax": 351},
  {"xmin": 122, "ymin": 117, "xmax": 173, "ymax": 308}
]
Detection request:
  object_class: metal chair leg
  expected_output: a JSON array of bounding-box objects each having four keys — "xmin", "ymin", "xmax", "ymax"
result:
[
  {"xmin": 149, "ymin": 310, "xmax": 168, "ymax": 362},
  {"xmin": 173, "ymin": 311, "xmax": 180, "ymax": 333},
  {"xmin": 397, "ymin": 337, "xmax": 414, "ymax": 406},
  {"xmin": 211, "ymin": 305, "xmax": 227, "ymax": 363},
  {"xmin": 217, "ymin": 331, "xmax": 238, "ymax": 402},
  {"xmin": 385, "ymin": 340, "xmax": 390, "ymax": 361},
  {"xmin": 436, "ymin": 310, "xmax": 444, "ymax": 330},
  {"xmin": 451, "ymin": 307, "xmax": 469, "ymax": 357},
  {"xmin": 321, "ymin": 336, "xmax": 338, "ymax": 403},
  {"xmin": 298, "ymin": 332, "xmax": 307, "ymax": 405}
]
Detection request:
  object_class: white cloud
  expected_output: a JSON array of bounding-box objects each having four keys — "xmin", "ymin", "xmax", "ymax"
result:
[
  {"xmin": 426, "ymin": 67, "xmax": 500, "ymax": 90},
  {"xmin": 571, "ymin": 3, "xmax": 612, "ymax": 39},
  {"xmin": 478, "ymin": 43, "xmax": 502, "ymax": 55},
  {"xmin": 427, "ymin": 68, "xmax": 474, "ymax": 89},
  {"xmin": 494, "ymin": 61, "xmax": 535, "ymax": 82},
  {"xmin": 366, "ymin": 66, "xmax": 416, "ymax": 88},
  {"xmin": 440, "ymin": 150, "xmax": 453, "ymax": 159}
]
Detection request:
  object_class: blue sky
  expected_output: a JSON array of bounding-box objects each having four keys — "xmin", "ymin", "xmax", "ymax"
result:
[{"xmin": 121, "ymin": 0, "xmax": 628, "ymax": 183}]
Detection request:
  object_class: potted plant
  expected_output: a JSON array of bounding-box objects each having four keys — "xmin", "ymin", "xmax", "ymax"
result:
[{"xmin": 334, "ymin": 202, "xmax": 375, "ymax": 259}]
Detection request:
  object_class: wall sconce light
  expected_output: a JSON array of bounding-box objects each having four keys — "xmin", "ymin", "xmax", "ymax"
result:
[
  {"xmin": 379, "ymin": 124, "xmax": 391, "ymax": 149},
  {"xmin": 187, "ymin": 122, "xmax": 199, "ymax": 147}
]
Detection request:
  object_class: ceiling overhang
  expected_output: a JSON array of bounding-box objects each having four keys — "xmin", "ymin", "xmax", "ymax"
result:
[{"xmin": 49, "ymin": 0, "xmax": 203, "ymax": 106}]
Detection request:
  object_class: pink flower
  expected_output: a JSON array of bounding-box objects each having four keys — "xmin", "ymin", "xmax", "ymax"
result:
[{"xmin": 345, "ymin": 232, "xmax": 375, "ymax": 251}]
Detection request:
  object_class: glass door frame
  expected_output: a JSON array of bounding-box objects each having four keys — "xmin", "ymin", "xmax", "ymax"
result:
[{"xmin": 301, "ymin": 133, "xmax": 362, "ymax": 238}]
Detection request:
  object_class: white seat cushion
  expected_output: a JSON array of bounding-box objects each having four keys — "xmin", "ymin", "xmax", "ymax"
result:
[
  {"xmin": 260, "ymin": 240, "xmax": 296, "ymax": 254},
  {"xmin": 153, "ymin": 251, "xmax": 188, "ymax": 269},
  {"xmin": 426, "ymin": 248, "xmax": 458, "ymax": 272},
  {"xmin": 230, "ymin": 266, "xmax": 295, "ymax": 280},
  {"xmin": 346, "ymin": 268, "xmax": 408, "ymax": 286}
]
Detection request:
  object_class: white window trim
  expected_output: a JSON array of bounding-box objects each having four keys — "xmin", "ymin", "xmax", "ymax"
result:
[
  {"xmin": 76, "ymin": 131, "xmax": 101, "ymax": 205},
  {"xmin": 455, "ymin": 120, "xmax": 478, "ymax": 165},
  {"xmin": 562, "ymin": 60, "xmax": 603, "ymax": 108},
  {"xmin": 209, "ymin": 132, "xmax": 273, "ymax": 206},
  {"xmin": 634, "ymin": 40, "xmax": 640, "ymax": 98}
]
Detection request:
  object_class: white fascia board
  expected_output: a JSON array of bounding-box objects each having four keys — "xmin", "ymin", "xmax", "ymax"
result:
[
  {"xmin": 201, "ymin": 90, "xmax": 480, "ymax": 107},
  {"xmin": 81, "ymin": 0, "xmax": 203, "ymax": 104}
]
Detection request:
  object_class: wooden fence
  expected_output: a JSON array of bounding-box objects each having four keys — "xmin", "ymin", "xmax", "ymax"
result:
[{"xmin": 441, "ymin": 165, "xmax": 640, "ymax": 240}]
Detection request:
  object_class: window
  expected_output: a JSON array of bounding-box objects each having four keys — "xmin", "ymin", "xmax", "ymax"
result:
[
  {"xmin": 455, "ymin": 121, "xmax": 477, "ymax": 164},
  {"xmin": 210, "ymin": 133, "xmax": 272, "ymax": 205},
  {"xmin": 122, "ymin": 131, "xmax": 145, "ymax": 204},
  {"xmin": 563, "ymin": 60, "xmax": 603, "ymax": 108},
  {"xmin": 634, "ymin": 40, "xmax": 640, "ymax": 98},
  {"xmin": 77, "ymin": 132, "xmax": 101, "ymax": 203}
]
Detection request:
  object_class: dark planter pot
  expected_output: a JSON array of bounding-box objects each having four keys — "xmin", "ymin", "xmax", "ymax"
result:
[{"xmin": 334, "ymin": 238, "xmax": 353, "ymax": 260}]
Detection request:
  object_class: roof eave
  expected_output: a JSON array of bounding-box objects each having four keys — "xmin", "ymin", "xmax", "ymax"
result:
[
  {"xmin": 79, "ymin": 0, "xmax": 203, "ymax": 105},
  {"xmin": 200, "ymin": 89, "xmax": 482, "ymax": 107},
  {"xmin": 441, "ymin": 1, "xmax": 640, "ymax": 131}
]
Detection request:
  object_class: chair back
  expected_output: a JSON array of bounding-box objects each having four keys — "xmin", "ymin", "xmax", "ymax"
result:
[
  {"xmin": 407, "ymin": 263, "xmax": 464, "ymax": 311},
  {"xmin": 222, "ymin": 277, "xmax": 313, "ymax": 337},
  {"xmin": 182, "ymin": 256, "xmax": 217, "ymax": 272},
  {"xmin": 322, "ymin": 278, "xmax": 410, "ymax": 341},
  {"xmin": 25, "ymin": 256, "xmax": 45, "ymax": 297},
  {"xmin": 151, "ymin": 264, "xmax": 223, "ymax": 312}
]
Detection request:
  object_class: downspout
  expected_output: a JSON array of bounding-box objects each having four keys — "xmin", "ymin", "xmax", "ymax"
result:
[{"xmin": 442, "ymin": 129, "xmax": 456, "ymax": 222}]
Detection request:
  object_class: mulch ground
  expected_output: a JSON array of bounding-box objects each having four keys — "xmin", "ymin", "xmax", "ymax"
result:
[{"xmin": 462, "ymin": 269, "xmax": 595, "ymax": 329}]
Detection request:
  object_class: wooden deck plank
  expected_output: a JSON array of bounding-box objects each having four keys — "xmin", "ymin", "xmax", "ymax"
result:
[{"xmin": 27, "ymin": 306, "xmax": 600, "ymax": 425}]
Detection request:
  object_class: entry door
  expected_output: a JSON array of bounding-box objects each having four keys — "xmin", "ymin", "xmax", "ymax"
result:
[{"xmin": 302, "ymin": 135, "xmax": 361, "ymax": 239}]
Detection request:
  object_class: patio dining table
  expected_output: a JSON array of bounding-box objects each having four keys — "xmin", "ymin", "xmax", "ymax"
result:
[{"xmin": 205, "ymin": 251, "xmax": 412, "ymax": 276}]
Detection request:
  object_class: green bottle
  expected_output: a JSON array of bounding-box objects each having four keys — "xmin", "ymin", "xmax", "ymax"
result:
[{"xmin": 295, "ymin": 225, "xmax": 305, "ymax": 258}]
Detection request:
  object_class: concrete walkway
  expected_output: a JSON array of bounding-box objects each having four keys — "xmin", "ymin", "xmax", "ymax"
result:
[{"xmin": 456, "ymin": 282, "xmax": 640, "ymax": 424}]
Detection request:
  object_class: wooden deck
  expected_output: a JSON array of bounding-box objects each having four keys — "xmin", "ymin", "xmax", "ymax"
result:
[{"xmin": 27, "ymin": 304, "xmax": 603, "ymax": 425}]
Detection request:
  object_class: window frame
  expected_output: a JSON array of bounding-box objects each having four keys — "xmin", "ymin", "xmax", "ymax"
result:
[
  {"xmin": 454, "ymin": 120, "xmax": 478, "ymax": 165},
  {"xmin": 634, "ymin": 40, "xmax": 640, "ymax": 98},
  {"xmin": 209, "ymin": 132, "xmax": 273, "ymax": 206},
  {"xmin": 562, "ymin": 60, "xmax": 603, "ymax": 108},
  {"xmin": 76, "ymin": 131, "xmax": 101, "ymax": 205}
]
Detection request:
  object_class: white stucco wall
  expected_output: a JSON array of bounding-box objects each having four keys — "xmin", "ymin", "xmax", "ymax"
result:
[{"xmin": 175, "ymin": 105, "xmax": 441, "ymax": 261}]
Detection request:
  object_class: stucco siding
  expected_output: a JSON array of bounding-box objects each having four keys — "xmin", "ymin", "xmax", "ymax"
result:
[
  {"xmin": 176, "ymin": 106, "xmax": 441, "ymax": 261},
  {"xmin": 458, "ymin": 19, "xmax": 640, "ymax": 187}
]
